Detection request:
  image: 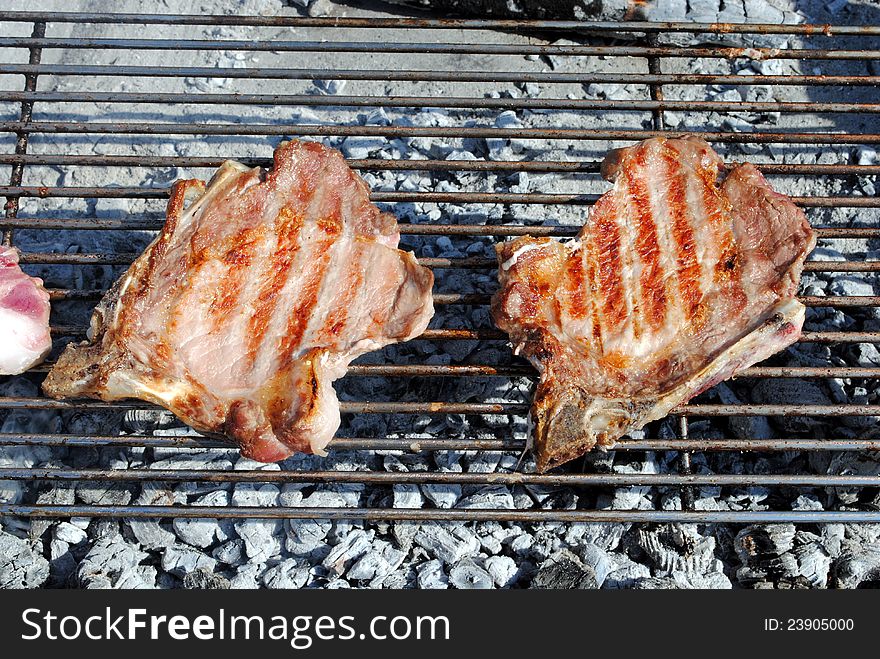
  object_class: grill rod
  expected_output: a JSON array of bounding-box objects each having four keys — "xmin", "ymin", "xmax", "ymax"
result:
[
  {"xmin": 3, "ymin": 505, "xmax": 880, "ymax": 524},
  {"xmin": 1, "ymin": 398, "xmax": 878, "ymax": 416},
  {"xmin": 2, "ymin": 21, "xmax": 44, "ymax": 247},
  {"xmin": 6, "ymin": 220, "xmax": 880, "ymax": 239},
  {"xmin": 1, "ymin": 12, "xmax": 878, "ymax": 35},
  {"xmin": 22, "ymin": 361, "xmax": 880, "ymax": 379},
  {"xmin": 44, "ymin": 325, "xmax": 880, "ymax": 344},
  {"xmin": 39, "ymin": 290, "xmax": 880, "ymax": 308},
  {"xmin": 4, "ymin": 187, "xmax": 877, "ymax": 207},
  {"xmin": 2, "ymin": 434, "xmax": 879, "ymax": 453},
  {"xmin": 4, "ymin": 468, "xmax": 880, "ymax": 487},
  {"xmin": 15, "ymin": 253, "xmax": 880, "ymax": 273},
  {"xmin": 3, "ymin": 37, "xmax": 879, "ymax": 61},
  {"xmin": 0, "ymin": 155, "xmax": 877, "ymax": 176},
  {"xmin": 1, "ymin": 91, "xmax": 877, "ymax": 114},
  {"xmin": 6, "ymin": 63, "xmax": 880, "ymax": 87},
  {"xmin": 4, "ymin": 121, "xmax": 879, "ymax": 144}
]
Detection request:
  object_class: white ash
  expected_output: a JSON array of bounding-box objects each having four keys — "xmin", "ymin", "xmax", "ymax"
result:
[
  {"xmin": 416, "ymin": 559, "xmax": 449, "ymax": 589},
  {"xmin": 637, "ymin": 525, "xmax": 732, "ymax": 588},
  {"xmin": 415, "ymin": 525, "xmax": 481, "ymax": 564},
  {"xmin": 127, "ymin": 484, "xmax": 181, "ymax": 549},
  {"xmin": 262, "ymin": 559, "xmax": 310, "ymax": 589},
  {"xmin": 236, "ymin": 519, "xmax": 284, "ymax": 564},
  {"xmin": 449, "ymin": 558, "xmax": 495, "ymax": 589},
  {"xmin": 77, "ymin": 534, "xmax": 154, "ymax": 589},
  {"xmin": 732, "ymin": 523, "xmax": 864, "ymax": 588},
  {"xmin": 0, "ymin": 530, "xmax": 50, "ymax": 588},
  {"xmin": 213, "ymin": 539, "xmax": 246, "ymax": 566},
  {"xmin": 162, "ymin": 543, "xmax": 218, "ymax": 578},
  {"xmin": 322, "ymin": 528, "xmax": 375, "ymax": 578},
  {"xmin": 346, "ymin": 540, "xmax": 407, "ymax": 584},
  {"xmin": 421, "ymin": 484, "xmax": 461, "ymax": 509},
  {"xmin": 229, "ymin": 563, "xmax": 266, "ymax": 590}
]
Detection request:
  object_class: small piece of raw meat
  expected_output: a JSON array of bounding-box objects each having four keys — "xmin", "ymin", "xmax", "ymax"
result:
[
  {"xmin": 492, "ymin": 136, "xmax": 816, "ymax": 472},
  {"xmin": 0, "ymin": 245, "xmax": 51, "ymax": 375},
  {"xmin": 43, "ymin": 140, "xmax": 434, "ymax": 462}
]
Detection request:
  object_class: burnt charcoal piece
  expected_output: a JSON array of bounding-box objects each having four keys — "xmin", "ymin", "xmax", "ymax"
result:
[{"xmin": 530, "ymin": 550, "xmax": 599, "ymax": 589}]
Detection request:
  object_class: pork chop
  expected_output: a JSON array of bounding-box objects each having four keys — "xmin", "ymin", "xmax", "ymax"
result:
[
  {"xmin": 43, "ymin": 140, "xmax": 435, "ymax": 462},
  {"xmin": 0, "ymin": 245, "xmax": 52, "ymax": 375},
  {"xmin": 492, "ymin": 136, "xmax": 816, "ymax": 472}
]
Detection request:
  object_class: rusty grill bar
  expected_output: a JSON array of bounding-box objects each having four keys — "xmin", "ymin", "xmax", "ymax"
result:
[
  {"xmin": 0, "ymin": 11, "xmax": 879, "ymax": 524},
  {"xmin": 2, "ymin": 121, "xmax": 880, "ymax": 144}
]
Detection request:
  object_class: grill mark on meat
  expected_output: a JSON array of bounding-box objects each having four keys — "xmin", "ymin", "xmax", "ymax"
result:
[
  {"xmin": 210, "ymin": 223, "xmax": 267, "ymax": 331},
  {"xmin": 563, "ymin": 244, "xmax": 588, "ymax": 320},
  {"xmin": 626, "ymin": 149, "xmax": 667, "ymax": 331},
  {"xmin": 301, "ymin": 164, "xmax": 352, "ymax": 342},
  {"xmin": 583, "ymin": 234, "xmax": 604, "ymax": 351},
  {"xmin": 681, "ymin": 158, "xmax": 719, "ymax": 296},
  {"xmin": 279, "ymin": 223, "xmax": 340, "ymax": 363},
  {"xmin": 246, "ymin": 206, "xmax": 305, "ymax": 362},
  {"xmin": 613, "ymin": 180, "xmax": 643, "ymax": 342},
  {"xmin": 661, "ymin": 148, "xmax": 703, "ymax": 323},
  {"xmin": 642, "ymin": 142, "xmax": 687, "ymax": 337},
  {"xmin": 593, "ymin": 198, "xmax": 626, "ymax": 332}
]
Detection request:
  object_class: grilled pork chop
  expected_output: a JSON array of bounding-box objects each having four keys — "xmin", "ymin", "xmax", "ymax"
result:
[
  {"xmin": 0, "ymin": 246, "xmax": 51, "ymax": 375},
  {"xmin": 43, "ymin": 140, "xmax": 434, "ymax": 462},
  {"xmin": 493, "ymin": 136, "xmax": 816, "ymax": 472}
]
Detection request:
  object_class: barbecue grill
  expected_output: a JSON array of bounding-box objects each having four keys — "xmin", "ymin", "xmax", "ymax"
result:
[{"xmin": 0, "ymin": 8, "xmax": 879, "ymax": 534}]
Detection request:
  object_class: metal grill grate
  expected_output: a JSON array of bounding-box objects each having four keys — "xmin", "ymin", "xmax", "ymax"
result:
[{"xmin": 0, "ymin": 10, "xmax": 879, "ymax": 524}]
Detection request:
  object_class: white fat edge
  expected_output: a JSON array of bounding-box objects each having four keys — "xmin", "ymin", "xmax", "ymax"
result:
[
  {"xmin": 0, "ymin": 244, "xmax": 20, "ymax": 265},
  {"xmin": 95, "ymin": 370, "xmax": 187, "ymax": 409},
  {"xmin": 205, "ymin": 159, "xmax": 252, "ymax": 189},
  {"xmin": 102, "ymin": 166, "xmax": 242, "ymax": 337},
  {"xmin": 132, "ymin": 379, "xmax": 188, "ymax": 405},
  {"xmin": 181, "ymin": 160, "xmax": 252, "ymax": 229},
  {"xmin": 278, "ymin": 349, "xmax": 341, "ymax": 457},
  {"xmin": 315, "ymin": 348, "xmax": 353, "ymax": 381},
  {"xmin": 502, "ymin": 233, "xmax": 584, "ymax": 272},
  {"xmin": 500, "ymin": 242, "xmax": 546, "ymax": 271}
]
